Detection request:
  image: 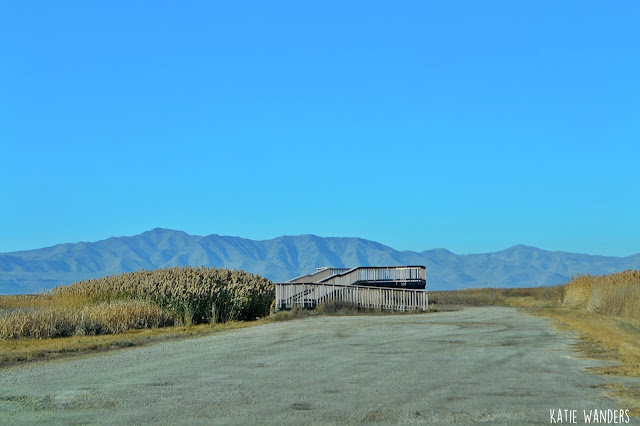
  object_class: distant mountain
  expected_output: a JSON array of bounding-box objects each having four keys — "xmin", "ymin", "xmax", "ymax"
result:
[{"xmin": 1, "ymin": 228, "xmax": 639, "ymax": 294}]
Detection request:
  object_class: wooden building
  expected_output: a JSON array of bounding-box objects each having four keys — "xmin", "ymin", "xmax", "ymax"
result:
[{"xmin": 275, "ymin": 266, "xmax": 428, "ymax": 312}]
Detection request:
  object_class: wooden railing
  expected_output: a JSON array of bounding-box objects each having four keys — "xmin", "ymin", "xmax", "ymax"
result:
[
  {"xmin": 319, "ymin": 266, "xmax": 426, "ymax": 287},
  {"xmin": 275, "ymin": 283, "xmax": 429, "ymax": 312},
  {"xmin": 287, "ymin": 267, "xmax": 352, "ymax": 284}
]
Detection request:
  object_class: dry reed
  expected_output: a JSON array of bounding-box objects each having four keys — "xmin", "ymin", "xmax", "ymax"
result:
[
  {"xmin": 0, "ymin": 300, "xmax": 175, "ymax": 339},
  {"xmin": 1, "ymin": 266, "xmax": 274, "ymax": 340},
  {"xmin": 51, "ymin": 266, "xmax": 274, "ymax": 323},
  {"xmin": 564, "ymin": 270, "xmax": 640, "ymax": 322}
]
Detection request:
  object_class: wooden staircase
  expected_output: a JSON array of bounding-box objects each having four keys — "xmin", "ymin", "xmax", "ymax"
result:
[{"xmin": 275, "ymin": 282, "xmax": 428, "ymax": 312}]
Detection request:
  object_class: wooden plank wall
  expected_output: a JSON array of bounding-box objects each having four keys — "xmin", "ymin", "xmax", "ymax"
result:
[{"xmin": 275, "ymin": 283, "xmax": 429, "ymax": 312}]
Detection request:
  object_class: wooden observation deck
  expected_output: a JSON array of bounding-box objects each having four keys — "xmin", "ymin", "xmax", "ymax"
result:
[{"xmin": 275, "ymin": 266, "xmax": 428, "ymax": 312}]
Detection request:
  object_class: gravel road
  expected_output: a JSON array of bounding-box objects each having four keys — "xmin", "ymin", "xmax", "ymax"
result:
[{"xmin": 0, "ymin": 307, "xmax": 636, "ymax": 424}]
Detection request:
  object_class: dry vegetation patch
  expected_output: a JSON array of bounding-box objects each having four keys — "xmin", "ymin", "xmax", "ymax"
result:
[
  {"xmin": 0, "ymin": 267, "xmax": 275, "ymax": 365},
  {"xmin": 1, "ymin": 300, "xmax": 175, "ymax": 339},
  {"xmin": 564, "ymin": 270, "xmax": 640, "ymax": 322},
  {"xmin": 1, "ymin": 266, "xmax": 274, "ymax": 341},
  {"xmin": 50, "ymin": 266, "xmax": 274, "ymax": 324}
]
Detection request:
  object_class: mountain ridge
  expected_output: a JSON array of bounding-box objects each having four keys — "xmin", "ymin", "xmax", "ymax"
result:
[{"xmin": 1, "ymin": 228, "xmax": 639, "ymax": 294}]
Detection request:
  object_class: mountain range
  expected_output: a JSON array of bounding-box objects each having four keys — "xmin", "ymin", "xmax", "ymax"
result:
[{"xmin": 1, "ymin": 228, "xmax": 639, "ymax": 295}]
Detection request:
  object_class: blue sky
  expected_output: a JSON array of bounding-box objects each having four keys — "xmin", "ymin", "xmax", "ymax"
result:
[{"xmin": 2, "ymin": 1, "xmax": 639, "ymax": 256}]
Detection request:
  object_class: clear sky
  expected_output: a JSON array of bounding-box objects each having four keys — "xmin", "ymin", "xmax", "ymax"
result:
[{"xmin": 2, "ymin": 1, "xmax": 639, "ymax": 256}]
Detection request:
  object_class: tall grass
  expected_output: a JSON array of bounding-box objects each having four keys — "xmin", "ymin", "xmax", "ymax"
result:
[
  {"xmin": 0, "ymin": 266, "xmax": 274, "ymax": 340},
  {"xmin": 51, "ymin": 266, "xmax": 274, "ymax": 323},
  {"xmin": 0, "ymin": 300, "xmax": 175, "ymax": 339},
  {"xmin": 564, "ymin": 270, "xmax": 640, "ymax": 322}
]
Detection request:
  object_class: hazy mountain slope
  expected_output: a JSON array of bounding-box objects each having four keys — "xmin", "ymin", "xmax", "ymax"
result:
[{"xmin": 1, "ymin": 228, "xmax": 638, "ymax": 294}]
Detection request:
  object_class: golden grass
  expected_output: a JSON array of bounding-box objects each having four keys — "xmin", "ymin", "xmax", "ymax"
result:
[
  {"xmin": 0, "ymin": 293, "xmax": 91, "ymax": 311},
  {"xmin": 0, "ymin": 267, "xmax": 274, "ymax": 341},
  {"xmin": 564, "ymin": 270, "xmax": 640, "ymax": 322},
  {"xmin": 1, "ymin": 300, "xmax": 176, "ymax": 339},
  {"xmin": 1, "ymin": 293, "xmax": 177, "ymax": 339},
  {"xmin": 51, "ymin": 266, "xmax": 274, "ymax": 323}
]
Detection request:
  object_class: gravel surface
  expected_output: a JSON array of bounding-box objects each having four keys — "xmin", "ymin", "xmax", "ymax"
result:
[{"xmin": 0, "ymin": 306, "xmax": 637, "ymax": 424}]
